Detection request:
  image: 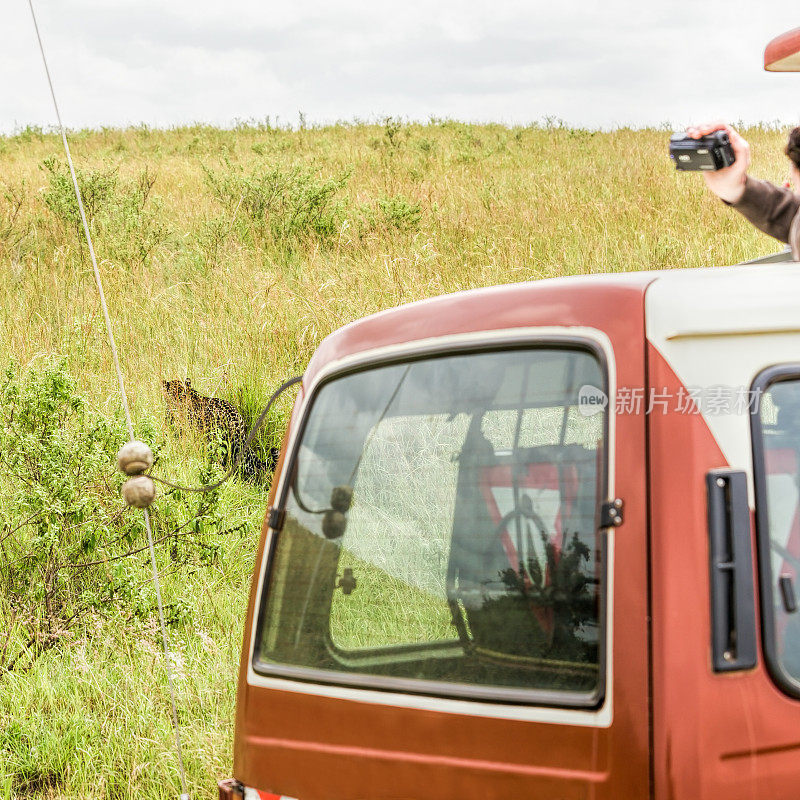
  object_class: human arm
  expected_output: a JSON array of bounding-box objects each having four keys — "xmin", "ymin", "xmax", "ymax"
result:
[
  {"xmin": 728, "ymin": 176, "xmax": 800, "ymax": 245},
  {"xmin": 687, "ymin": 121, "xmax": 799, "ymax": 243}
]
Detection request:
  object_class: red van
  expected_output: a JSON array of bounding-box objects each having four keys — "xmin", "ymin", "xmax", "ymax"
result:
[{"xmin": 220, "ymin": 256, "xmax": 800, "ymax": 799}]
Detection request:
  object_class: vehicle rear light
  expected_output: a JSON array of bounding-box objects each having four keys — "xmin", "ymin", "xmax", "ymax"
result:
[
  {"xmin": 218, "ymin": 781, "xmax": 297, "ymax": 800},
  {"xmin": 243, "ymin": 789, "xmax": 298, "ymax": 800}
]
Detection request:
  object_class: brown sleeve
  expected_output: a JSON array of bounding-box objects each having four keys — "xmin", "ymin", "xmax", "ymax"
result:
[{"xmin": 727, "ymin": 176, "xmax": 800, "ymax": 244}]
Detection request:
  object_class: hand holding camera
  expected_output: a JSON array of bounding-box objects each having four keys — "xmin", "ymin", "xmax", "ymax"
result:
[{"xmin": 671, "ymin": 121, "xmax": 751, "ymax": 203}]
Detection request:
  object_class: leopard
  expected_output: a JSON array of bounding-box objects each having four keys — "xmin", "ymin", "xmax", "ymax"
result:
[{"xmin": 161, "ymin": 379, "xmax": 278, "ymax": 479}]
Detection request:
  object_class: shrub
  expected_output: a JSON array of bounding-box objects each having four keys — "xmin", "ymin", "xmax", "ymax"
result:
[
  {"xmin": 0, "ymin": 360, "xmax": 235, "ymax": 672},
  {"xmin": 40, "ymin": 158, "xmax": 168, "ymax": 268},
  {"xmin": 234, "ymin": 377, "xmax": 290, "ymax": 458},
  {"xmin": 378, "ymin": 195, "xmax": 422, "ymax": 232},
  {"xmin": 383, "ymin": 116, "xmax": 404, "ymax": 150},
  {"xmin": 451, "ymin": 123, "xmax": 483, "ymax": 164},
  {"xmin": 0, "ymin": 359, "xmax": 132, "ymax": 670},
  {"xmin": 204, "ymin": 160, "xmax": 349, "ymax": 249},
  {"xmin": 41, "ymin": 157, "xmax": 117, "ymax": 232}
]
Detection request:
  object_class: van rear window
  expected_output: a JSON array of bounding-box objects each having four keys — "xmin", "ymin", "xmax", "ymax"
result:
[{"xmin": 254, "ymin": 345, "xmax": 608, "ymax": 706}]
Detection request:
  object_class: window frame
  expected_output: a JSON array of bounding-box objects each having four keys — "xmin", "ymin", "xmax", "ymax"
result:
[
  {"xmin": 252, "ymin": 335, "xmax": 611, "ymax": 710},
  {"xmin": 751, "ymin": 363, "xmax": 800, "ymax": 699}
]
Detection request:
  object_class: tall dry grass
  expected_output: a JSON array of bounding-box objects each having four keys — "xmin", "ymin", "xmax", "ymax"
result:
[
  {"xmin": 0, "ymin": 120, "xmax": 788, "ymax": 413},
  {"xmin": 0, "ymin": 119, "xmax": 792, "ymax": 799}
]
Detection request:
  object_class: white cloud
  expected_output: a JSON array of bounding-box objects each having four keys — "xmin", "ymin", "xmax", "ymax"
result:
[{"xmin": 3, "ymin": 0, "xmax": 800, "ymax": 132}]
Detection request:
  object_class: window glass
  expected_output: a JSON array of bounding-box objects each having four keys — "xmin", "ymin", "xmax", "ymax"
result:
[
  {"xmin": 757, "ymin": 378, "xmax": 800, "ymax": 685},
  {"xmin": 257, "ymin": 347, "xmax": 606, "ymax": 703}
]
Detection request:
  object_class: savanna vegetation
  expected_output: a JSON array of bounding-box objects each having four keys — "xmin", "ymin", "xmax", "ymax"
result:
[{"xmin": 0, "ymin": 118, "xmax": 791, "ymax": 798}]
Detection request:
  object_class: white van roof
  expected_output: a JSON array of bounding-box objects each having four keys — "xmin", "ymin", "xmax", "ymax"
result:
[{"xmin": 646, "ymin": 261, "xmax": 800, "ymax": 503}]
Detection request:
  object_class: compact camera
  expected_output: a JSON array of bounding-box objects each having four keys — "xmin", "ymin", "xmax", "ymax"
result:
[{"xmin": 669, "ymin": 131, "xmax": 736, "ymax": 171}]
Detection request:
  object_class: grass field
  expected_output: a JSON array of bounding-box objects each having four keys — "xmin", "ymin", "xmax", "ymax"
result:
[{"xmin": 0, "ymin": 119, "xmax": 793, "ymax": 799}]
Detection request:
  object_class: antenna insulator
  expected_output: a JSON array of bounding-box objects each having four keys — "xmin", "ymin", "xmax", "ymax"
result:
[
  {"xmin": 122, "ymin": 475, "xmax": 156, "ymax": 508},
  {"xmin": 117, "ymin": 440, "xmax": 154, "ymax": 475}
]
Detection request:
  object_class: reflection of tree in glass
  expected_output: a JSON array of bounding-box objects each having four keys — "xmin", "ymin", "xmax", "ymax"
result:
[
  {"xmin": 459, "ymin": 530, "xmax": 597, "ymax": 671},
  {"xmin": 497, "ymin": 532, "xmax": 595, "ymax": 662}
]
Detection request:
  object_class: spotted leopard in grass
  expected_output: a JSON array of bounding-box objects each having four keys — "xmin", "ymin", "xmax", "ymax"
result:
[{"xmin": 162, "ymin": 379, "xmax": 278, "ymax": 479}]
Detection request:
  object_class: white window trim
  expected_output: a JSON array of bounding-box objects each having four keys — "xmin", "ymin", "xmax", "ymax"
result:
[{"xmin": 247, "ymin": 326, "xmax": 617, "ymax": 728}]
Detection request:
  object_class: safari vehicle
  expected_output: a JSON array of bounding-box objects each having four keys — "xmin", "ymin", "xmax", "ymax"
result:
[
  {"xmin": 217, "ymin": 29, "xmax": 800, "ymax": 799},
  {"xmin": 219, "ymin": 252, "xmax": 800, "ymax": 800}
]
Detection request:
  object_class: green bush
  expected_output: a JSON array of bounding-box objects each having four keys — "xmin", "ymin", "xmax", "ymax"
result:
[
  {"xmin": 0, "ymin": 360, "xmax": 235, "ymax": 673},
  {"xmin": 203, "ymin": 159, "xmax": 349, "ymax": 248},
  {"xmin": 377, "ymin": 194, "xmax": 422, "ymax": 231},
  {"xmin": 41, "ymin": 157, "xmax": 117, "ymax": 231},
  {"xmin": 355, "ymin": 194, "xmax": 422, "ymax": 238},
  {"xmin": 0, "ymin": 359, "xmax": 131, "ymax": 670},
  {"xmin": 40, "ymin": 158, "xmax": 168, "ymax": 268}
]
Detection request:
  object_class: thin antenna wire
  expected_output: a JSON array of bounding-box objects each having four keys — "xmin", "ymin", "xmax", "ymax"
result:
[{"xmin": 26, "ymin": 2, "xmax": 190, "ymax": 797}]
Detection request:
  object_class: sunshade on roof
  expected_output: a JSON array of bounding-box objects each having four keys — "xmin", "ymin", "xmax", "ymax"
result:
[{"xmin": 765, "ymin": 27, "xmax": 800, "ymax": 71}]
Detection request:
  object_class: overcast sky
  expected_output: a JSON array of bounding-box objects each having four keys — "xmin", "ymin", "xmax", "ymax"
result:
[{"xmin": 2, "ymin": 0, "xmax": 799, "ymax": 133}]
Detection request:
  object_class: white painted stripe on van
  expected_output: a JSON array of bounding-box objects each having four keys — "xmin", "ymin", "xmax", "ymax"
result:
[
  {"xmin": 246, "ymin": 326, "xmax": 617, "ymax": 728},
  {"xmin": 645, "ymin": 263, "xmax": 800, "ymax": 505}
]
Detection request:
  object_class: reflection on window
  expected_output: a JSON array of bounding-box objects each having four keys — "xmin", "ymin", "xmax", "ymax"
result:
[
  {"xmin": 758, "ymin": 379, "xmax": 800, "ymax": 686},
  {"xmin": 257, "ymin": 347, "xmax": 606, "ymax": 704}
]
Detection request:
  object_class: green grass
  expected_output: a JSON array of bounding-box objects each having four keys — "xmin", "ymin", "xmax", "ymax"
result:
[
  {"xmin": 0, "ymin": 118, "xmax": 793, "ymax": 798},
  {"xmin": 330, "ymin": 550, "xmax": 454, "ymax": 651}
]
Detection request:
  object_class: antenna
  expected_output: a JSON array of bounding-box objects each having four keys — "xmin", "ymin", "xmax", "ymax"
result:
[{"xmin": 25, "ymin": 1, "xmax": 190, "ymax": 796}]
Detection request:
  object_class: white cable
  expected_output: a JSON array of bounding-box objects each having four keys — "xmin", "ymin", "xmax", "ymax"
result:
[{"xmin": 26, "ymin": 2, "xmax": 190, "ymax": 796}]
